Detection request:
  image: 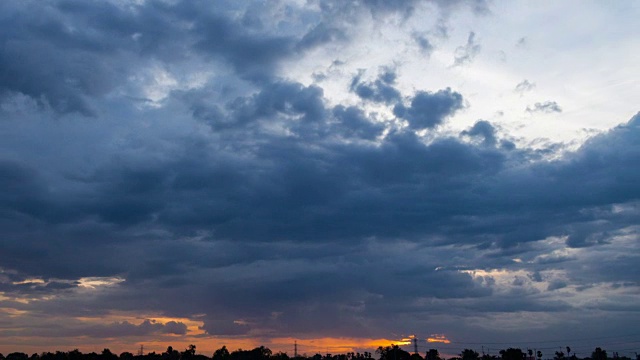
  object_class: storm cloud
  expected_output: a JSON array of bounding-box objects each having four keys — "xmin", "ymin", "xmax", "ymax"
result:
[{"xmin": 0, "ymin": 0, "xmax": 638, "ymax": 356}]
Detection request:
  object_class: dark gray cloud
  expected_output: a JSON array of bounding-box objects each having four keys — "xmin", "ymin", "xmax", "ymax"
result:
[
  {"xmin": 332, "ymin": 105, "xmax": 385, "ymax": 140},
  {"xmin": 0, "ymin": 0, "xmax": 185, "ymax": 115},
  {"xmin": 413, "ymin": 33, "xmax": 435, "ymax": 54},
  {"xmin": 2, "ymin": 111, "xmax": 640, "ymax": 342},
  {"xmin": 1, "ymin": 319, "xmax": 188, "ymax": 338},
  {"xmin": 0, "ymin": 0, "xmax": 345, "ymax": 114},
  {"xmin": 394, "ymin": 88, "xmax": 464, "ymax": 129},
  {"xmin": 81, "ymin": 320, "xmax": 188, "ymax": 337},
  {"xmin": 0, "ymin": 280, "xmax": 78, "ymax": 297},
  {"xmin": 461, "ymin": 120, "xmax": 497, "ymax": 146},
  {"xmin": 226, "ymin": 81, "xmax": 327, "ymax": 128},
  {"xmin": 526, "ymin": 101, "xmax": 562, "ymax": 114},
  {"xmin": 360, "ymin": 0, "xmax": 418, "ymax": 18},
  {"xmin": 0, "ymin": 0, "xmax": 639, "ymax": 353},
  {"xmin": 350, "ymin": 68, "xmax": 402, "ymax": 104},
  {"xmin": 192, "ymin": 12, "xmax": 296, "ymax": 82}
]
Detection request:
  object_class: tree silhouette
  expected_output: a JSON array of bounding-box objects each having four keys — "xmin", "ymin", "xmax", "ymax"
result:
[
  {"xmin": 2, "ymin": 344, "xmax": 633, "ymax": 360},
  {"xmin": 425, "ymin": 349, "xmax": 440, "ymax": 360},
  {"xmin": 100, "ymin": 350, "xmax": 117, "ymax": 360},
  {"xmin": 271, "ymin": 353, "xmax": 289, "ymax": 360},
  {"xmin": 212, "ymin": 347, "xmax": 229, "ymax": 360},
  {"xmin": 462, "ymin": 350, "xmax": 479, "ymax": 360},
  {"xmin": 182, "ymin": 345, "xmax": 196, "ymax": 360},
  {"xmin": 7, "ymin": 353, "xmax": 28, "ymax": 360},
  {"xmin": 499, "ymin": 348, "xmax": 525, "ymax": 360},
  {"xmin": 119, "ymin": 353, "xmax": 133, "ymax": 360},
  {"xmin": 592, "ymin": 348, "xmax": 607, "ymax": 360},
  {"xmin": 252, "ymin": 346, "xmax": 272, "ymax": 360},
  {"xmin": 163, "ymin": 347, "xmax": 180, "ymax": 360},
  {"xmin": 228, "ymin": 347, "xmax": 272, "ymax": 360},
  {"xmin": 376, "ymin": 345, "xmax": 410, "ymax": 360}
]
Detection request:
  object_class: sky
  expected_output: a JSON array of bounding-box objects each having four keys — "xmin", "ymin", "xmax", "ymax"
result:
[{"xmin": 1, "ymin": 0, "xmax": 639, "ymax": 358}]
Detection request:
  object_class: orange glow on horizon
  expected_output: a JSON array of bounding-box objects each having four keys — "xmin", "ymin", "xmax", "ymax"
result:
[
  {"xmin": 0, "ymin": 335, "xmax": 426, "ymax": 357},
  {"xmin": 256, "ymin": 337, "xmax": 415, "ymax": 354},
  {"xmin": 0, "ymin": 308, "xmax": 428, "ymax": 356}
]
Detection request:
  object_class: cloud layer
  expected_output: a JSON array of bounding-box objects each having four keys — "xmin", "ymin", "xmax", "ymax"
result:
[{"xmin": 0, "ymin": 0, "xmax": 638, "ymax": 356}]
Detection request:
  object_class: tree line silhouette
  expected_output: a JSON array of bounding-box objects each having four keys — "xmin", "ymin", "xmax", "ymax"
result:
[{"xmin": 0, "ymin": 344, "xmax": 636, "ymax": 360}]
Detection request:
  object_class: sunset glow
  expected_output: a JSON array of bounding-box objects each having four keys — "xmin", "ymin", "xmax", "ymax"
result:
[
  {"xmin": 77, "ymin": 277, "xmax": 126, "ymax": 289},
  {"xmin": 269, "ymin": 337, "xmax": 415, "ymax": 354},
  {"xmin": 426, "ymin": 335, "xmax": 451, "ymax": 344}
]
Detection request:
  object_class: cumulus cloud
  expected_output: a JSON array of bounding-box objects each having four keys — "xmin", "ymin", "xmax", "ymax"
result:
[
  {"xmin": 393, "ymin": 88, "xmax": 464, "ymax": 129},
  {"xmin": 350, "ymin": 68, "xmax": 402, "ymax": 104},
  {"xmin": 453, "ymin": 31, "xmax": 481, "ymax": 66},
  {"xmin": 332, "ymin": 105, "xmax": 385, "ymax": 140},
  {"xmin": 461, "ymin": 120, "xmax": 497, "ymax": 146},
  {"xmin": 526, "ymin": 101, "xmax": 562, "ymax": 114},
  {"xmin": 515, "ymin": 79, "xmax": 536, "ymax": 95}
]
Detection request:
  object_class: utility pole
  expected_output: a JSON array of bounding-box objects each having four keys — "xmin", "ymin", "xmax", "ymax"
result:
[
  {"xmin": 414, "ymin": 338, "xmax": 419, "ymax": 355},
  {"xmin": 294, "ymin": 341, "xmax": 298, "ymax": 359}
]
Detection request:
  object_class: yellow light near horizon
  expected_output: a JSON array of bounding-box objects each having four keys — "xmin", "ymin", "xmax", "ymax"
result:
[
  {"xmin": 269, "ymin": 337, "xmax": 414, "ymax": 354},
  {"xmin": 0, "ymin": 307, "xmax": 30, "ymax": 316},
  {"xmin": 77, "ymin": 277, "xmax": 125, "ymax": 289},
  {"xmin": 0, "ymin": 293, "xmax": 34, "ymax": 304},
  {"xmin": 11, "ymin": 278, "xmax": 46, "ymax": 285},
  {"xmin": 426, "ymin": 334, "xmax": 451, "ymax": 344}
]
